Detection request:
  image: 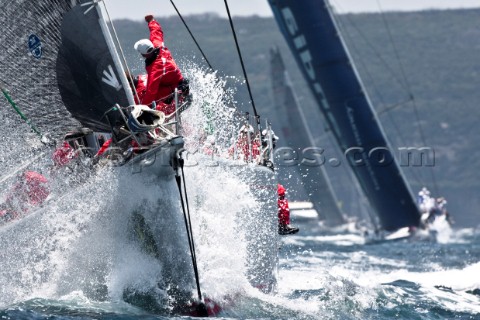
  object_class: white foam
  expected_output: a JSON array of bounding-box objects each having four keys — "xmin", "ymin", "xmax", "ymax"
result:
[{"xmin": 0, "ymin": 64, "xmax": 268, "ymax": 308}]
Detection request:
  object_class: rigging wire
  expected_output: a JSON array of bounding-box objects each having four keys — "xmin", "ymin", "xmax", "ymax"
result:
[
  {"xmin": 169, "ymin": 0, "xmax": 214, "ymax": 71},
  {"xmin": 170, "ymin": 0, "xmax": 261, "ymax": 137},
  {"xmin": 223, "ymin": 0, "xmax": 260, "ymax": 123},
  {"xmin": 329, "ymin": 2, "xmax": 424, "ymax": 188},
  {"xmin": 330, "ymin": 1, "xmax": 409, "ymax": 93},
  {"xmin": 375, "ymin": 0, "xmax": 439, "ymax": 195},
  {"xmin": 169, "ymin": 0, "xmax": 243, "ymax": 150},
  {"xmin": 330, "ymin": 4, "xmax": 412, "ymax": 146},
  {"xmin": 100, "ymin": 1, "xmax": 140, "ymax": 104},
  {"xmin": 334, "ymin": 17, "xmax": 426, "ymax": 187},
  {"xmin": 0, "ymin": 85, "xmax": 52, "ymax": 145},
  {"xmin": 101, "ymin": 1, "xmax": 205, "ymax": 308},
  {"xmin": 180, "ymin": 158, "xmax": 198, "ymax": 273},
  {"xmin": 377, "ymin": 97, "xmax": 413, "ymax": 116},
  {"xmin": 174, "ymin": 157, "xmax": 205, "ymax": 306},
  {"xmin": 331, "ymin": 1, "xmax": 431, "ymax": 189}
]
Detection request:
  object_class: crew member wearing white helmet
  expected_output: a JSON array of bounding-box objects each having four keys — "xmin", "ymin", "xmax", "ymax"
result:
[
  {"xmin": 134, "ymin": 15, "xmax": 187, "ymax": 114},
  {"xmin": 228, "ymin": 125, "xmax": 261, "ymax": 162}
]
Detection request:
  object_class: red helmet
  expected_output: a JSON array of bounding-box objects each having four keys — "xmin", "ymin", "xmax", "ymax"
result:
[{"xmin": 277, "ymin": 184, "xmax": 286, "ymax": 196}]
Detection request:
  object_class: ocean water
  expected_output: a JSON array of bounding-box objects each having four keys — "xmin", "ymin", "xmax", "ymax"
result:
[
  {"xmin": 1, "ymin": 67, "xmax": 479, "ymax": 319},
  {"xmin": 1, "ymin": 210, "xmax": 479, "ymax": 320},
  {"xmin": 274, "ymin": 214, "xmax": 480, "ymax": 320}
]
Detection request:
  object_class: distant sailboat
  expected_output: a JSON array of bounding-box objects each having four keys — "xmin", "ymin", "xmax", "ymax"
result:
[
  {"xmin": 269, "ymin": 46, "xmax": 347, "ymax": 227},
  {"xmin": 268, "ymin": 0, "xmax": 421, "ymax": 233}
]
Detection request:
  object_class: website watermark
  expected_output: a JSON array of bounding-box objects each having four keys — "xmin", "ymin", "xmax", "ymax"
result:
[
  {"xmin": 178, "ymin": 146, "xmax": 435, "ymax": 168},
  {"xmin": 272, "ymin": 146, "xmax": 435, "ymax": 167},
  {"xmin": 83, "ymin": 145, "xmax": 434, "ymax": 169}
]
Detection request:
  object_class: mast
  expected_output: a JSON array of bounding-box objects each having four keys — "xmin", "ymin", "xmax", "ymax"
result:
[
  {"xmin": 268, "ymin": 0, "xmax": 420, "ymax": 231},
  {"xmin": 96, "ymin": 3, "xmax": 135, "ymax": 106},
  {"xmin": 56, "ymin": 2, "xmax": 132, "ymax": 132}
]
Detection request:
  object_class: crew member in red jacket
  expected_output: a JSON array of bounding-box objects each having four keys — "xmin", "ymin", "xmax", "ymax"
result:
[
  {"xmin": 228, "ymin": 125, "xmax": 261, "ymax": 162},
  {"xmin": 134, "ymin": 15, "xmax": 187, "ymax": 115},
  {"xmin": 0, "ymin": 171, "xmax": 50, "ymax": 223},
  {"xmin": 126, "ymin": 72, "xmax": 148, "ymax": 104},
  {"xmin": 52, "ymin": 141, "xmax": 78, "ymax": 167},
  {"xmin": 277, "ymin": 184, "xmax": 299, "ymax": 235}
]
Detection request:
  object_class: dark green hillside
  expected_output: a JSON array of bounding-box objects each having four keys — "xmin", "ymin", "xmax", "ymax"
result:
[
  {"xmin": 114, "ymin": 9, "xmax": 480, "ymax": 227},
  {"xmin": 336, "ymin": 10, "xmax": 480, "ymax": 227}
]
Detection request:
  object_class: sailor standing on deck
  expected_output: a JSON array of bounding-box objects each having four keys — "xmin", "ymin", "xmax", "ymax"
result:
[{"xmin": 134, "ymin": 15, "xmax": 189, "ymax": 115}]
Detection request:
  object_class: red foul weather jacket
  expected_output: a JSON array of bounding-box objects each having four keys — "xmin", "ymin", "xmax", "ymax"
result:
[
  {"xmin": 278, "ymin": 184, "xmax": 290, "ymax": 225},
  {"xmin": 22, "ymin": 171, "xmax": 50, "ymax": 206},
  {"xmin": 1, "ymin": 171, "xmax": 49, "ymax": 221},
  {"xmin": 5, "ymin": 171, "xmax": 50, "ymax": 209},
  {"xmin": 134, "ymin": 74, "xmax": 148, "ymax": 104},
  {"xmin": 141, "ymin": 20, "xmax": 183, "ymax": 106},
  {"xmin": 52, "ymin": 141, "xmax": 77, "ymax": 167}
]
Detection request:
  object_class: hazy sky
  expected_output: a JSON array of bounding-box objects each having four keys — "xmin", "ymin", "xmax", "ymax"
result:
[{"xmin": 103, "ymin": 0, "xmax": 480, "ymax": 20}]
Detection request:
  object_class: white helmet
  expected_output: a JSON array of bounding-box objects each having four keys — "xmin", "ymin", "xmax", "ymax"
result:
[
  {"xmin": 262, "ymin": 129, "xmax": 279, "ymax": 141},
  {"xmin": 419, "ymin": 187, "xmax": 430, "ymax": 196},
  {"xmin": 239, "ymin": 125, "xmax": 254, "ymax": 134},
  {"xmin": 134, "ymin": 39, "xmax": 154, "ymax": 55}
]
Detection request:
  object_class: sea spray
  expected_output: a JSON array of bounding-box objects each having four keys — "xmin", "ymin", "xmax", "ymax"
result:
[
  {"xmin": 0, "ymin": 63, "xmax": 278, "ymax": 312},
  {"xmin": 0, "ymin": 164, "xmax": 118, "ymax": 306}
]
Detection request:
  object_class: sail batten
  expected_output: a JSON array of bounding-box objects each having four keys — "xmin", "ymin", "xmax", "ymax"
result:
[{"xmin": 269, "ymin": 0, "xmax": 420, "ymax": 231}]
